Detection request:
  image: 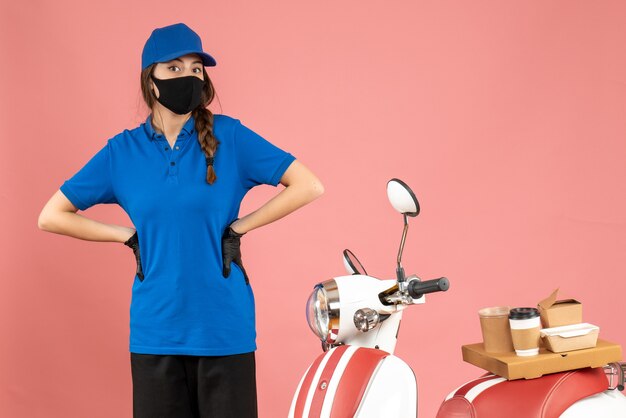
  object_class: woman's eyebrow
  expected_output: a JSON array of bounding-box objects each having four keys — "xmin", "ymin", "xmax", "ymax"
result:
[{"xmin": 169, "ymin": 58, "xmax": 203, "ymax": 65}]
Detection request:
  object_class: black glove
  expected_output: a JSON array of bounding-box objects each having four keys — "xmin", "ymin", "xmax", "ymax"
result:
[
  {"xmin": 124, "ymin": 231, "xmax": 144, "ymax": 282},
  {"xmin": 221, "ymin": 221, "xmax": 250, "ymax": 285}
]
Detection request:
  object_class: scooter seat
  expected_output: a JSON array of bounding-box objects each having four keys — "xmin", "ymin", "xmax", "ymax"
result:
[{"xmin": 436, "ymin": 367, "xmax": 608, "ymax": 418}]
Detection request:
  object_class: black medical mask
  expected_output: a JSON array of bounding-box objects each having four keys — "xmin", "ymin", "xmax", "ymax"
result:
[{"xmin": 150, "ymin": 74, "xmax": 206, "ymax": 115}]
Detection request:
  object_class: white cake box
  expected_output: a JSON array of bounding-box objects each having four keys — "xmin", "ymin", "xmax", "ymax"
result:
[{"xmin": 540, "ymin": 323, "xmax": 599, "ymax": 353}]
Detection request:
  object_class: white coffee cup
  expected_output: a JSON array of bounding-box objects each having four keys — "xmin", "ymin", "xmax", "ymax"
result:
[{"xmin": 509, "ymin": 307, "xmax": 541, "ymax": 356}]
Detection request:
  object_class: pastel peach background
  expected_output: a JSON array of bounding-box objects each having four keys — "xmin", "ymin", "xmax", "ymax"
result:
[{"xmin": 2, "ymin": 1, "xmax": 626, "ymax": 417}]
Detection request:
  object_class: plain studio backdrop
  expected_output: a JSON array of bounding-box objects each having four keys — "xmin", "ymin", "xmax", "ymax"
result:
[{"xmin": 2, "ymin": 1, "xmax": 626, "ymax": 417}]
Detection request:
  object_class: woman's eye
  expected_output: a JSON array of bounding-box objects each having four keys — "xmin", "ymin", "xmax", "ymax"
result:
[{"xmin": 167, "ymin": 66, "xmax": 201, "ymax": 73}]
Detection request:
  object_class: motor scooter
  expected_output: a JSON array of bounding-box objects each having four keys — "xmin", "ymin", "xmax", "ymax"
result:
[{"xmin": 288, "ymin": 178, "xmax": 626, "ymax": 418}]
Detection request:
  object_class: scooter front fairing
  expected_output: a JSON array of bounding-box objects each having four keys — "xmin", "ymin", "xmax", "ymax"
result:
[{"xmin": 288, "ymin": 344, "xmax": 417, "ymax": 418}]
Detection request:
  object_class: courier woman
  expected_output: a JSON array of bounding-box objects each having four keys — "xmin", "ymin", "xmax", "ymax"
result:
[{"xmin": 38, "ymin": 22, "xmax": 324, "ymax": 418}]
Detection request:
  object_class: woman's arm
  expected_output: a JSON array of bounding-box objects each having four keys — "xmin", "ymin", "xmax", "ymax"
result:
[
  {"xmin": 230, "ymin": 160, "xmax": 324, "ymax": 235},
  {"xmin": 37, "ymin": 190, "xmax": 135, "ymax": 243}
]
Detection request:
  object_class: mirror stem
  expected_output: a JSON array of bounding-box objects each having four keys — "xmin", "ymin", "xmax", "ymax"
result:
[{"xmin": 396, "ymin": 214, "xmax": 409, "ymax": 282}]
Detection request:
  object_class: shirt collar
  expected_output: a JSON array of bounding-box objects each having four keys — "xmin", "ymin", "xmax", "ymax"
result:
[{"xmin": 144, "ymin": 113, "xmax": 196, "ymax": 141}]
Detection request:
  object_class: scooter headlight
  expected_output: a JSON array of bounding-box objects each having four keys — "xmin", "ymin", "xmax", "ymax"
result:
[{"xmin": 305, "ymin": 280, "xmax": 340, "ymax": 343}]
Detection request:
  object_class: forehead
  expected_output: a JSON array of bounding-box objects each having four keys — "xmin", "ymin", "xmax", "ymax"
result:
[{"xmin": 165, "ymin": 53, "xmax": 203, "ymax": 64}]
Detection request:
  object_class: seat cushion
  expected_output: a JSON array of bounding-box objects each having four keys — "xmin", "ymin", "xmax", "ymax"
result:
[{"xmin": 436, "ymin": 367, "xmax": 608, "ymax": 418}]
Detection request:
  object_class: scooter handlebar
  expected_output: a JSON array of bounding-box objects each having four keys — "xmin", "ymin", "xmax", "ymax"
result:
[{"xmin": 408, "ymin": 277, "xmax": 449, "ymax": 299}]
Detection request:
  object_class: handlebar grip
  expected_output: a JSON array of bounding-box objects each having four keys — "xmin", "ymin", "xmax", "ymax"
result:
[{"xmin": 408, "ymin": 277, "xmax": 450, "ymax": 299}]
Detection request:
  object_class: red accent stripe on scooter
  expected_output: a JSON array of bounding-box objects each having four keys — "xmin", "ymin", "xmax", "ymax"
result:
[
  {"xmin": 307, "ymin": 345, "xmax": 351, "ymax": 417},
  {"xmin": 293, "ymin": 351, "xmax": 327, "ymax": 418},
  {"xmin": 330, "ymin": 347, "xmax": 389, "ymax": 418},
  {"xmin": 293, "ymin": 345, "xmax": 349, "ymax": 418},
  {"xmin": 455, "ymin": 374, "xmax": 499, "ymax": 397}
]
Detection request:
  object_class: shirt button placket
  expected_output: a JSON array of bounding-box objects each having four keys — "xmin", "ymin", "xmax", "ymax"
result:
[
  {"xmin": 168, "ymin": 134, "xmax": 184, "ymax": 176},
  {"xmin": 169, "ymin": 159, "xmax": 177, "ymax": 175}
]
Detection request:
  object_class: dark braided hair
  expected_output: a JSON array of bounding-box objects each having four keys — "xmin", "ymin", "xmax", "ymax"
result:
[
  {"xmin": 140, "ymin": 61, "xmax": 220, "ymax": 184},
  {"xmin": 192, "ymin": 106, "xmax": 219, "ymax": 184}
]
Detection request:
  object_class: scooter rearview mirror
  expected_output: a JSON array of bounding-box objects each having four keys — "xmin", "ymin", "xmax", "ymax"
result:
[
  {"xmin": 386, "ymin": 178, "xmax": 420, "ymax": 283},
  {"xmin": 387, "ymin": 178, "xmax": 420, "ymax": 217},
  {"xmin": 342, "ymin": 249, "xmax": 368, "ymax": 275}
]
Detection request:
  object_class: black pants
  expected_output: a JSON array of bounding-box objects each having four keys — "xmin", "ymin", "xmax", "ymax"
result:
[{"xmin": 130, "ymin": 351, "xmax": 258, "ymax": 418}]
